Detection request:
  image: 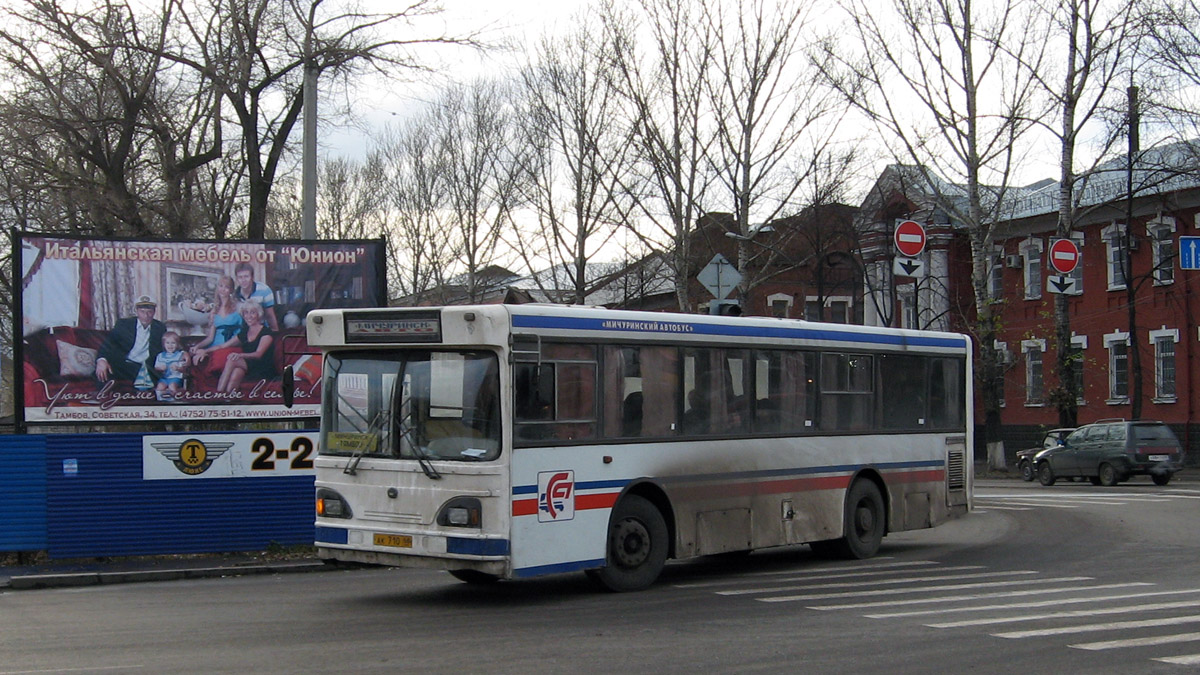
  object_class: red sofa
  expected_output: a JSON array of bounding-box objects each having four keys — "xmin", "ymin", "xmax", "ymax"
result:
[{"xmin": 22, "ymin": 325, "xmax": 318, "ymax": 410}]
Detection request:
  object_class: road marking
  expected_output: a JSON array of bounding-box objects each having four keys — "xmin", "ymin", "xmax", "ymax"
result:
[
  {"xmin": 1155, "ymin": 654, "xmax": 1200, "ymax": 665},
  {"xmin": 807, "ymin": 582, "xmax": 1137, "ymax": 610},
  {"xmin": 928, "ymin": 600, "xmax": 1200, "ymax": 628},
  {"xmin": 866, "ymin": 587, "xmax": 1192, "ymax": 618},
  {"xmin": 758, "ymin": 576, "xmax": 1092, "ymax": 603},
  {"xmin": 1072, "ymin": 632, "xmax": 1200, "ymax": 650},
  {"xmin": 719, "ymin": 570, "xmax": 1035, "ymax": 596},
  {"xmin": 681, "ymin": 564, "xmax": 983, "ymax": 590},
  {"xmin": 974, "ymin": 499, "xmax": 1080, "ymax": 504},
  {"xmin": 970, "ymin": 505, "xmax": 1031, "ymax": 511},
  {"xmin": 673, "ymin": 560, "xmax": 938, "ymax": 588},
  {"xmin": 995, "ymin": 614, "xmax": 1200, "ymax": 639}
]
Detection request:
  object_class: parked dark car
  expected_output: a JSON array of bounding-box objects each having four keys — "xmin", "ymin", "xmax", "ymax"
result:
[
  {"xmin": 1015, "ymin": 428, "xmax": 1074, "ymax": 481},
  {"xmin": 1035, "ymin": 420, "xmax": 1184, "ymax": 487}
]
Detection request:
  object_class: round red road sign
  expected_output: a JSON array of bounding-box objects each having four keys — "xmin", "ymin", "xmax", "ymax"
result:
[
  {"xmin": 1048, "ymin": 238, "xmax": 1080, "ymax": 274},
  {"xmin": 894, "ymin": 220, "xmax": 927, "ymax": 257}
]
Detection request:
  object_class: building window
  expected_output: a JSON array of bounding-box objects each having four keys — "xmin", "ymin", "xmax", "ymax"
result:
[
  {"xmin": 1104, "ymin": 330, "xmax": 1130, "ymax": 403},
  {"xmin": 1148, "ymin": 218, "xmax": 1176, "ymax": 285},
  {"xmin": 1022, "ymin": 339, "xmax": 1045, "ymax": 405},
  {"xmin": 1102, "ymin": 224, "xmax": 1128, "ymax": 290},
  {"xmin": 803, "ymin": 296, "xmax": 850, "ymax": 323},
  {"xmin": 1021, "ymin": 239, "xmax": 1043, "ymax": 300},
  {"xmin": 1150, "ymin": 327, "xmax": 1179, "ymax": 402},
  {"xmin": 1070, "ymin": 335, "xmax": 1088, "ymax": 405},
  {"xmin": 768, "ymin": 293, "xmax": 793, "ymax": 319},
  {"xmin": 988, "ymin": 246, "xmax": 1003, "ymax": 300},
  {"xmin": 1067, "ymin": 233, "xmax": 1084, "ymax": 295}
]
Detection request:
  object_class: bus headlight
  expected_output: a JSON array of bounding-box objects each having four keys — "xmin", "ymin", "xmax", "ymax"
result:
[
  {"xmin": 317, "ymin": 488, "xmax": 352, "ymax": 519},
  {"xmin": 437, "ymin": 497, "xmax": 482, "ymax": 528}
]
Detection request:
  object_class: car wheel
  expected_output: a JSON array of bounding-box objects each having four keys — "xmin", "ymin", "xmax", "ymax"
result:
[
  {"xmin": 1037, "ymin": 462, "xmax": 1056, "ymax": 486},
  {"xmin": 1019, "ymin": 460, "xmax": 1034, "ymax": 482},
  {"xmin": 1098, "ymin": 463, "xmax": 1120, "ymax": 487},
  {"xmin": 1153, "ymin": 472, "xmax": 1173, "ymax": 486}
]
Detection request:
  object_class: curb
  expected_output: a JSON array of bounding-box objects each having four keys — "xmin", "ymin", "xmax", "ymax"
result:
[{"xmin": 4, "ymin": 560, "xmax": 328, "ymax": 591}]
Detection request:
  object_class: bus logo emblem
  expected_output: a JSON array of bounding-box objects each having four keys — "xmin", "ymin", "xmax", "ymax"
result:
[{"xmin": 537, "ymin": 471, "xmax": 575, "ymax": 522}]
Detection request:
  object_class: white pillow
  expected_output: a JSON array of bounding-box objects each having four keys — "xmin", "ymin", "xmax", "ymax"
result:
[{"xmin": 57, "ymin": 340, "xmax": 98, "ymax": 378}]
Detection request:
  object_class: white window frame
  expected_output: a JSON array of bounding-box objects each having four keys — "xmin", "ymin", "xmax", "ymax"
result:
[
  {"xmin": 1150, "ymin": 327, "xmax": 1179, "ymax": 403},
  {"xmin": 803, "ymin": 295, "xmax": 851, "ymax": 323},
  {"xmin": 988, "ymin": 245, "xmax": 1004, "ymax": 300},
  {"xmin": 1022, "ymin": 339, "xmax": 1046, "ymax": 406},
  {"xmin": 1070, "ymin": 334, "xmax": 1088, "ymax": 405},
  {"xmin": 1102, "ymin": 223, "xmax": 1128, "ymax": 291},
  {"xmin": 1148, "ymin": 217, "xmax": 1177, "ymax": 286},
  {"xmin": 1021, "ymin": 238, "xmax": 1043, "ymax": 300},
  {"xmin": 1104, "ymin": 330, "xmax": 1130, "ymax": 404},
  {"xmin": 1067, "ymin": 232, "xmax": 1084, "ymax": 295},
  {"xmin": 768, "ymin": 293, "xmax": 793, "ymax": 319}
]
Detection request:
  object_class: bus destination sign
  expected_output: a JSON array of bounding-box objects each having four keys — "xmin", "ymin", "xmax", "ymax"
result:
[{"xmin": 344, "ymin": 311, "xmax": 442, "ymax": 343}]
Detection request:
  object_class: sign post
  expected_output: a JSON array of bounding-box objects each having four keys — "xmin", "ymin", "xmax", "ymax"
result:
[{"xmin": 1047, "ymin": 238, "xmax": 1080, "ymax": 295}]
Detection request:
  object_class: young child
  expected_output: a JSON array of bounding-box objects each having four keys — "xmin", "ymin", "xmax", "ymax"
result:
[{"xmin": 154, "ymin": 331, "xmax": 190, "ymax": 401}]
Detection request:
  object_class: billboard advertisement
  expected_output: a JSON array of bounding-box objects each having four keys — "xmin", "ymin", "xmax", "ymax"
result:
[{"xmin": 17, "ymin": 234, "xmax": 385, "ymax": 424}]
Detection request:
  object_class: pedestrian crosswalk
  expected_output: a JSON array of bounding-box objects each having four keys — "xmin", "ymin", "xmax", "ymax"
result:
[
  {"xmin": 974, "ymin": 490, "xmax": 1196, "ymax": 511},
  {"xmin": 680, "ymin": 558, "xmax": 1200, "ymax": 667}
]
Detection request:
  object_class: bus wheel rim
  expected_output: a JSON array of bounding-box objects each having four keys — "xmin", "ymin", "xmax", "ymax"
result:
[{"xmin": 613, "ymin": 519, "xmax": 650, "ymax": 568}]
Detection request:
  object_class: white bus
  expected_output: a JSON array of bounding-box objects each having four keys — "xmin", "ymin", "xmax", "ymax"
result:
[{"xmin": 302, "ymin": 304, "xmax": 972, "ymax": 591}]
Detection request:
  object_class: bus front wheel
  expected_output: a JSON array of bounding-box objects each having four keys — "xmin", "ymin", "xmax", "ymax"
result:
[{"xmin": 591, "ymin": 495, "xmax": 668, "ymax": 592}]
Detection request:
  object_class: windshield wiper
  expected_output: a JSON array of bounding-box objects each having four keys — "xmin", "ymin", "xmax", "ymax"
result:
[{"xmin": 397, "ymin": 407, "xmax": 441, "ymax": 480}]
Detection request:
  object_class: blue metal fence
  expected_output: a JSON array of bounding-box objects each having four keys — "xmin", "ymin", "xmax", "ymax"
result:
[{"xmin": 2, "ymin": 432, "xmax": 315, "ymax": 559}]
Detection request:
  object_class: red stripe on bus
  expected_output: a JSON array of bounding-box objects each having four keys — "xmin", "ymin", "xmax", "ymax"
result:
[
  {"xmin": 511, "ymin": 492, "xmax": 621, "ymax": 517},
  {"xmin": 885, "ymin": 469, "xmax": 945, "ymax": 484}
]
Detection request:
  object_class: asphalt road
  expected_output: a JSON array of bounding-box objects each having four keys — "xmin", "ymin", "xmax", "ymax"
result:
[{"xmin": 3, "ymin": 478, "xmax": 1199, "ymax": 674}]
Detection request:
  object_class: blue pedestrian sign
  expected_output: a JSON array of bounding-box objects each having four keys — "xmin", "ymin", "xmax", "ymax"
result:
[{"xmin": 1181, "ymin": 236, "xmax": 1200, "ymax": 270}]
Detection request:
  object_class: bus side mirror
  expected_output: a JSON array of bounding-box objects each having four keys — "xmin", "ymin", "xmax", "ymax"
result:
[{"xmin": 282, "ymin": 365, "xmax": 295, "ymax": 408}]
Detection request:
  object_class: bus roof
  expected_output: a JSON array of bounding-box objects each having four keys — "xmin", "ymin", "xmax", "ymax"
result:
[{"xmin": 308, "ymin": 304, "xmax": 971, "ymax": 355}]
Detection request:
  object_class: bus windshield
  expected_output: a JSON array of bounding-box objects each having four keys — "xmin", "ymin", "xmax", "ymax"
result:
[{"xmin": 320, "ymin": 350, "xmax": 501, "ymax": 462}]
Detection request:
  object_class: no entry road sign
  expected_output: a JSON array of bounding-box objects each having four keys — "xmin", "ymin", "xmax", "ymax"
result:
[
  {"xmin": 894, "ymin": 220, "xmax": 927, "ymax": 257},
  {"xmin": 1049, "ymin": 238, "xmax": 1080, "ymax": 275}
]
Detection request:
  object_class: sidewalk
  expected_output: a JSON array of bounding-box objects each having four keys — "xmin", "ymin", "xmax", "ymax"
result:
[{"xmin": 1, "ymin": 553, "xmax": 329, "ymax": 591}]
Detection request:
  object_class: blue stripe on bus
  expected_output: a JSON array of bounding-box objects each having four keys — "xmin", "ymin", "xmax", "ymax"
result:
[
  {"xmin": 512, "ymin": 478, "xmax": 632, "ymax": 495},
  {"xmin": 511, "ymin": 460, "xmax": 944, "ymax": 495},
  {"xmin": 315, "ymin": 526, "xmax": 349, "ymax": 545},
  {"xmin": 511, "ymin": 314, "xmax": 966, "ymax": 349},
  {"xmin": 446, "ymin": 537, "xmax": 510, "ymax": 556},
  {"xmin": 513, "ymin": 558, "xmax": 606, "ymax": 578}
]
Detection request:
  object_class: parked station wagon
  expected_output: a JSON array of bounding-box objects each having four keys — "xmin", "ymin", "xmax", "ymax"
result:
[{"xmin": 1035, "ymin": 420, "xmax": 1184, "ymax": 487}]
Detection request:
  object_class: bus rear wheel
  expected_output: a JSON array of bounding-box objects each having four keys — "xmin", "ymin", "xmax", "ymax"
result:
[
  {"xmin": 812, "ymin": 480, "xmax": 886, "ymax": 560},
  {"xmin": 591, "ymin": 495, "xmax": 668, "ymax": 592}
]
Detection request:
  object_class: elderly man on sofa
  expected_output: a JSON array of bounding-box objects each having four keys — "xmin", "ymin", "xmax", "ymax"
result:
[{"xmin": 94, "ymin": 294, "xmax": 166, "ymax": 387}]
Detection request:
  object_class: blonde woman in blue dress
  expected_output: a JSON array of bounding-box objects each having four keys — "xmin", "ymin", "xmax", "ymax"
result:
[{"xmin": 189, "ymin": 275, "xmax": 244, "ymax": 377}]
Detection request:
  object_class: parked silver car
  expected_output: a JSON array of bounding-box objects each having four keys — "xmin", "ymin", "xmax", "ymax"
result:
[{"xmin": 1034, "ymin": 420, "xmax": 1184, "ymax": 486}]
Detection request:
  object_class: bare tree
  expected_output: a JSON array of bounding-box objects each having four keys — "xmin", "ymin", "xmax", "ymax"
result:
[
  {"xmin": 435, "ymin": 79, "xmax": 525, "ymax": 303},
  {"xmin": 824, "ymin": 0, "xmax": 1043, "ymax": 463},
  {"xmin": 703, "ymin": 0, "xmax": 851, "ymax": 304},
  {"xmin": 0, "ymin": 0, "xmax": 223, "ymax": 238},
  {"xmin": 160, "ymin": 0, "xmax": 482, "ymax": 239},
  {"xmin": 377, "ymin": 118, "xmax": 455, "ymax": 304},
  {"xmin": 512, "ymin": 20, "xmax": 635, "ymax": 304},
  {"xmin": 603, "ymin": 0, "xmax": 718, "ymax": 311},
  {"xmin": 1019, "ymin": 0, "xmax": 1145, "ymax": 426}
]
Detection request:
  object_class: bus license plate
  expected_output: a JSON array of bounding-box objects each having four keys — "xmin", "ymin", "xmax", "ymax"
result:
[
  {"xmin": 374, "ymin": 533, "xmax": 413, "ymax": 548},
  {"xmin": 1149, "ymin": 454, "xmax": 1170, "ymax": 462}
]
